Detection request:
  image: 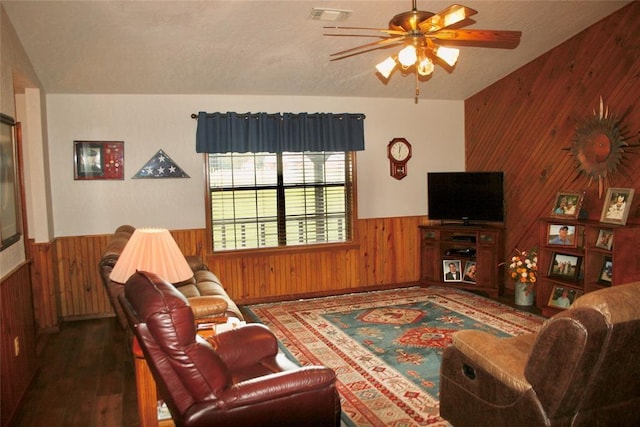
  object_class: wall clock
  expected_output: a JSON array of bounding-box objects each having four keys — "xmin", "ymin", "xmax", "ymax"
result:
[{"xmin": 388, "ymin": 138, "xmax": 412, "ymax": 180}]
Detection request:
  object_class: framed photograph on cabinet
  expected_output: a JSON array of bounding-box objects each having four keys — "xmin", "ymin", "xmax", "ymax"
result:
[
  {"xmin": 550, "ymin": 191, "xmax": 583, "ymax": 219},
  {"xmin": 595, "ymin": 229, "xmax": 613, "ymax": 250},
  {"xmin": 600, "ymin": 187, "xmax": 634, "ymax": 225},
  {"xmin": 462, "ymin": 261, "xmax": 477, "ymax": 284},
  {"xmin": 599, "ymin": 257, "xmax": 613, "ymax": 284},
  {"xmin": 547, "ymin": 286, "xmax": 581, "ymax": 310},
  {"xmin": 442, "ymin": 259, "xmax": 462, "ymax": 282},
  {"xmin": 0, "ymin": 113, "xmax": 21, "ymax": 250},
  {"xmin": 548, "ymin": 252, "xmax": 581, "ymax": 281},
  {"xmin": 547, "ymin": 224, "xmax": 577, "ymax": 247},
  {"xmin": 74, "ymin": 141, "xmax": 124, "ymax": 180}
]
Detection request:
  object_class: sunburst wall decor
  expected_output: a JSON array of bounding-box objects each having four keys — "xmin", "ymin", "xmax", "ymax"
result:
[{"xmin": 569, "ymin": 97, "xmax": 629, "ymax": 197}]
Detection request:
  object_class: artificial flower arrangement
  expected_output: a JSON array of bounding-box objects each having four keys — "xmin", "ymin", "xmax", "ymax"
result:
[{"xmin": 507, "ymin": 248, "xmax": 538, "ymax": 295}]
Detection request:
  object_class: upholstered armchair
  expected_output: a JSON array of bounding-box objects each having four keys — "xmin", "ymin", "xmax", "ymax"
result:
[
  {"xmin": 439, "ymin": 281, "xmax": 640, "ymax": 426},
  {"xmin": 119, "ymin": 271, "xmax": 341, "ymax": 427}
]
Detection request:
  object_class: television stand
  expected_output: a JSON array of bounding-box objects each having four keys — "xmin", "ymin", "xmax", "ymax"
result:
[{"xmin": 419, "ymin": 223, "xmax": 504, "ymax": 297}]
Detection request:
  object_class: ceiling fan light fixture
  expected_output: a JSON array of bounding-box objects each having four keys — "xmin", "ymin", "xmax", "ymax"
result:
[
  {"xmin": 434, "ymin": 46, "xmax": 460, "ymax": 67},
  {"xmin": 398, "ymin": 45, "xmax": 417, "ymax": 67},
  {"xmin": 376, "ymin": 57, "xmax": 397, "ymax": 78},
  {"xmin": 417, "ymin": 57, "xmax": 434, "ymax": 76},
  {"xmin": 324, "ymin": 1, "xmax": 521, "ymax": 101}
]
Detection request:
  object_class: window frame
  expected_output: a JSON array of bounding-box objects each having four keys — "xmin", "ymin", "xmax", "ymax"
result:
[{"xmin": 204, "ymin": 151, "xmax": 358, "ymax": 254}]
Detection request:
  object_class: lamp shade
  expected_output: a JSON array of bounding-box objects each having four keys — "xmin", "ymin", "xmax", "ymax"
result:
[{"xmin": 110, "ymin": 228, "xmax": 193, "ymax": 284}]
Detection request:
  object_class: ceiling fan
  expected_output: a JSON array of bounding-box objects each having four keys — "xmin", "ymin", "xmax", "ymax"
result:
[{"xmin": 324, "ymin": 1, "xmax": 522, "ymax": 102}]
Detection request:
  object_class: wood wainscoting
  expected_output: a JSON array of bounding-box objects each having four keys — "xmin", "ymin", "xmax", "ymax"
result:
[
  {"xmin": 1, "ymin": 262, "xmax": 37, "ymax": 427},
  {"xmin": 43, "ymin": 216, "xmax": 427, "ymax": 324}
]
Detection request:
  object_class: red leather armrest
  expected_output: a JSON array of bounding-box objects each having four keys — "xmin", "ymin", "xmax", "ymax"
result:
[
  {"xmin": 218, "ymin": 366, "xmax": 336, "ymax": 408},
  {"xmin": 208, "ymin": 324, "xmax": 279, "ymax": 369}
]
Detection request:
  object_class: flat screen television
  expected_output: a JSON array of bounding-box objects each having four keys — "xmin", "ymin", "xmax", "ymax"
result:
[{"xmin": 427, "ymin": 171, "xmax": 505, "ymax": 225}]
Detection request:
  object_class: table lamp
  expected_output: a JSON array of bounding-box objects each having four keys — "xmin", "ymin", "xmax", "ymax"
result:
[{"xmin": 110, "ymin": 228, "xmax": 193, "ymax": 284}]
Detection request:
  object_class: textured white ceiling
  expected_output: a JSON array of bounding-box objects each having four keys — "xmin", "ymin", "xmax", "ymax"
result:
[{"xmin": 3, "ymin": 0, "xmax": 631, "ymax": 100}]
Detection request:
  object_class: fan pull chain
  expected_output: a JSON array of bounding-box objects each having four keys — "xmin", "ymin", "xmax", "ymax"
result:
[{"xmin": 414, "ymin": 72, "xmax": 420, "ymax": 104}]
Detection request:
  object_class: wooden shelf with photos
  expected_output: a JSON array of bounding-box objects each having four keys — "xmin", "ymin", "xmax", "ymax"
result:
[
  {"xmin": 419, "ymin": 223, "xmax": 504, "ymax": 298},
  {"xmin": 536, "ymin": 216, "xmax": 640, "ymax": 318}
]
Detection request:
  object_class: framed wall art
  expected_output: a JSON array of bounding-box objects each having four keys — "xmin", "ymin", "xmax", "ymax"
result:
[
  {"xmin": 599, "ymin": 187, "xmax": 634, "ymax": 225},
  {"xmin": 547, "ymin": 224, "xmax": 577, "ymax": 247},
  {"xmin": 74, "ymin": 141, "xmax": 124, "ymax": 180},
  {"xmin": 550, "ymin": 191, "xmax": 583, "ymax": 219},
  {"xmin": 1, "ymin": 113, "xmax": 21, "ymax": 250},
  {"xmin": 548, "ymin": 252, "xmax": 582, "ymax": 281}
]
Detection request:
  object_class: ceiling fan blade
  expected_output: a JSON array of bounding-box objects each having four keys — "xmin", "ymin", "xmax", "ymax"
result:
[
  {"xmin": 430, "ymin": 29, "xmax": 522, "ymax": 47},
  {"xmin": 329, "ymin": 36, "xmax": 408, "ymax": 60},
  {"xmin": 418, "ymin": 4, "xmax": 478, "ymax": 33},
  {"xmin": 324, "ymin": 26, "xmax": 407, "ymax": 36}
]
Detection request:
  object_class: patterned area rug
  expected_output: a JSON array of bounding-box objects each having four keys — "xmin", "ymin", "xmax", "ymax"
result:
[{"xmin": 245, "ymin": 286, "xmax": 544, "ymax": 427}]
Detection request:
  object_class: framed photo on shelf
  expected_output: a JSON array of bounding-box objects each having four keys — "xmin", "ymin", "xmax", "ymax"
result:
[
  {"xmin": 442, "ymin": 259, "xmax": 462, "ymax": 282},
  {"xmin": 547, "ymin": 224, "xmax": 577, "ymax": 247},
  {"xmin": 595, "ymin": 229, "xmax": 614, "ymax": 250},
  {"xmin": 547, "ymin": 286, "xmax": 582, "ymax": 310},
  {"xmin": 550, "ymin": 191, "xmax": 583, "ymax": 219},
  {"xmin": 74, "ymin": 141, "xmax": 124, "ymax": 180},
  {"xmin": 548, "ymin": 252, "xmax": 582, "ymax": 281},
  {"xmin": 600, "ymin": 187, "xmax": 634, "ymax": 225},
  {"xmin": 462, "ymin": 261, "xmax": 477, "ymax": 284},
  {"xmin": 599, "ymin": 257, "xmax": 613, "ymax": 284}
]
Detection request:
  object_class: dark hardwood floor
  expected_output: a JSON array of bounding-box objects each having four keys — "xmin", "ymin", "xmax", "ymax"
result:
[{"xmin": 12, "ymin": 318, "xmax": 139, "ymax": 427}]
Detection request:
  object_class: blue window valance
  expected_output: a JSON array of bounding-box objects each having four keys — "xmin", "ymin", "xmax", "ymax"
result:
[{"xmin": 195, "ymin": 111, "xmax": 366, "ymax": 153}]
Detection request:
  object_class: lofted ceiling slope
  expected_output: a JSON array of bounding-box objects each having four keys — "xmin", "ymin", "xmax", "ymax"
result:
[{"xmin": 3, "ymin": 0, "xmax": 632, "ymax": 100}]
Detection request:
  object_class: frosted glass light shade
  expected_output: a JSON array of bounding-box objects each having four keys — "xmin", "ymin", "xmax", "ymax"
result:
[
  {"xmin": 375, "ymin": 57, "xmax": 397, "ymax": 78},
  {"xmin": 397, "ymin": 45, "xmax": 417, "ymax": 67},
  {"xmin": 110, "ymin": 228, "xmax": 193, "ymax": 284},
  {"xmin": 435, "ymin": 46, "xmax": 460, "ymax": 67}
]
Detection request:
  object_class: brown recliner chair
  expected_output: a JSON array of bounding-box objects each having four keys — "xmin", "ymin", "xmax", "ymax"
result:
[
  {"xmin": 119, "ymin": 271, "xmax": 342, "ymax": 427},
  {"xmin": 439, "ymin": 281, "xmax": 640, "ymax": 427}
]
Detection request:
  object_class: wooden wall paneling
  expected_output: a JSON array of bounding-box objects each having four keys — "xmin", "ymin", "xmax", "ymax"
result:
[
  {"xmin": 43, "ymin": 218, "xmax": 426, "ymax": 319},
  {"xmin": 358, "ymin": 217, "xmax": 384, "ymax": 285},
  {"xmin": 201, "ymin": 216, "xmax": 422, "ymax": 304},
  {"xmin": 55, "ymin": 237, "xmax": 70, "ymax": 318},
  {"xmin": 466, "ymin": 2, "xmax": 640, "ymax": 292},
  {"xmin": 1, "ymin": 263, "xmax": 37, "ymax": 427},
  {"xmin": 27, "ymin": 240, "xmax": 59, "ymax": 331},
  {"xmin": 171, "ymin": 228, "xmax": 207, "ymax": 259},
  {"xmin": 53, "ymin": 235, "xmax": 112, "ymax": 321},
  {"xmin": 356, "ymin": 216, "xmax": 423, "ymax": 286}
]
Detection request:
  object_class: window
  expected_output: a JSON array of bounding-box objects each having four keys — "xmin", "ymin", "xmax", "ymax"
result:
[{"xmin": 207, "ymin": 151, "xmax": 354, "ymax": 251}]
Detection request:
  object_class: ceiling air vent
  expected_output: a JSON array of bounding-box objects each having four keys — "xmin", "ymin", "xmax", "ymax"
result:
[{"xmin": 309, "ymin": 8, "xmax": 352, "ymax": 21}]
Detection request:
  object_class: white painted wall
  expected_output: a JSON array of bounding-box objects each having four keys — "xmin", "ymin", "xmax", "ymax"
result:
[
  {"xmin": 1, "ymin": 6, "xmax": 45, "ymax": 276},
  {"xmin": 46, "ymin": 94, "xmax": 464, "ymax": 237}
]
